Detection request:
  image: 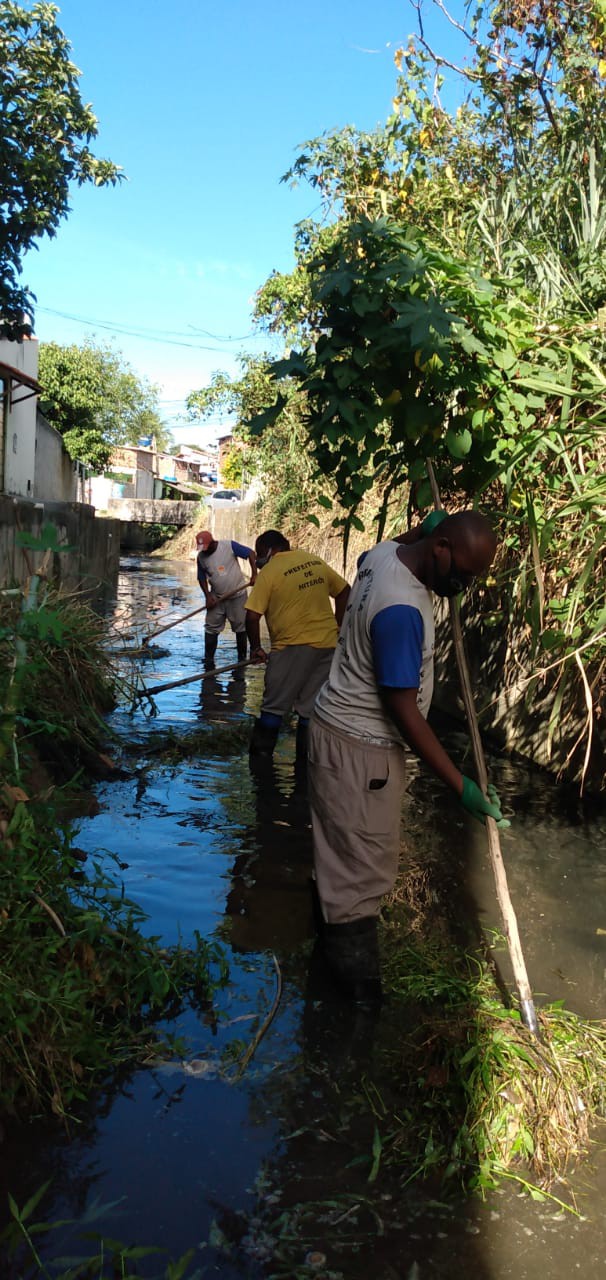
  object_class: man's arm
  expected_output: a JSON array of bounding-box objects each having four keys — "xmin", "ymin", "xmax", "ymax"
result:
[
  {"xmin": 245, "ymin": 608, "xmax": 267, "ymax": 662},
  {"xmin": 381, "ymin": 688, "xmax": 463, "ymax": 794},
  {"xmin": 334, "ymin": 585, "xmax": 350, "ymax": 627},
  {"xmin": 382, "ymin": 689, "xmax": 508, "ymax": 825},
  {"xmin": 197, "ymin": 558, "xmax": 217, "ymax": 608},
  {"xmin": 231, "ymin": 540, "xmax": 256, "ymax": 583}
]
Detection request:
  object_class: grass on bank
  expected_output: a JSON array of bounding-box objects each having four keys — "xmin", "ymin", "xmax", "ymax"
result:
[
  {"xmin": 0, "ymin": 578, "xmax": 229, "ymax": 1122},
  {"xmin": 379, "ymin": 924, "xmax": 606, "ymax": 1197},
  {"xmin": 0, "ymin": 790, "xmax": 228, "ymax": 1121}
]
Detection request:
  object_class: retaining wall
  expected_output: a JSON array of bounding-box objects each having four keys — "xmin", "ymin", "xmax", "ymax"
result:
[{"xmin": 0, "ymin": 495, "xmax": 120, "ymax": 596}]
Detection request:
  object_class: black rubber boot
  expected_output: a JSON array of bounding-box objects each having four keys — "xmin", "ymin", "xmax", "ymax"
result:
[
  {"xmin": 295, "ymin": 718, "xmax": 308, "ymax": 761},
  {"xmin": 249, "ymin": 718, "xmax": 280, "ymax": 760},
  {"xmin": 204, "ymin": 632, "xmax": 218, "ymax": 670},
  {"xmin": 323, "ymin": 917, "xmax": 382, "ymax": 1005},
  {"xmin": 236, "ymin": 631, "xmax": 248, "ymax": 662}
]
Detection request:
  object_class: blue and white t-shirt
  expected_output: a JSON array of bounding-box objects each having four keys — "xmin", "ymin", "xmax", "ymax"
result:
[
  {"xmin": 197, "ymin": 539, "xmax": 250, "ymax": 597},
  {"xmin": 315, "ymin": 541, "xmax": 435, "ymax": 744}
]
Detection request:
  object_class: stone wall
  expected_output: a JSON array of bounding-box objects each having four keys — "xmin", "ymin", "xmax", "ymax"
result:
[{"xmin": 0, "ymin": 495, "xmax": 120, "ymax": 595}]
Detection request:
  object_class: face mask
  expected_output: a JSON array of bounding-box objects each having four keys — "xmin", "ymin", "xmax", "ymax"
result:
[
  {"xmin": 433, "ymin": 552, "xmax": 474, "ymax": 599},
  {"xmin": 256, "ymin": 552, "xmax": 272, "ymax": 569}
]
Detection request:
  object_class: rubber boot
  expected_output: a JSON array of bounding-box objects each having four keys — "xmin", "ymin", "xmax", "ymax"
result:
[
  {"xmin": 295, "ymin": 717, "xmax": 308, "ymax": 762},
  {"xmin": 236, "ymin": 631, "xmax": 248, "ymax": 662},
  {"xmin": 249, "ymin": 718, "xmax": 280, "ymax": 761},
  {"xmin": 204, "ymin": 632, "xmax": 218, "ymax": 670},
  {"xmin": 323, "ymin": 917, "xmax": 382, "ymax": 1005},
  {"xmin": 293, "ymin": 716, "xmax": 309, "ymax": 797}
]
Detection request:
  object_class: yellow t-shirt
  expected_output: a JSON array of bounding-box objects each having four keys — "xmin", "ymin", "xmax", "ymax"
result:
[{"xmin": 246, "ymin": 550, "xmax": 348, "ymax": 650}]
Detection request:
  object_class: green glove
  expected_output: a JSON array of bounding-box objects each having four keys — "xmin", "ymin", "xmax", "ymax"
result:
[
  {"xmin": 421, "ymin": 509, "xmax": 448, "ymax": 536},
  {"xmin": 461, "ymin": 776, "xmax": 510, "ymax": 828}
]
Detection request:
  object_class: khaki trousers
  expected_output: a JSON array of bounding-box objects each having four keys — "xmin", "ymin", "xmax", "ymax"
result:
[
  {"xmin": 308, "ymin": 715, "xmax": 407, "ymax": 925},
  {"xmin": 205, "ymin": 592, "xmax": 247, "ymax": 636}
]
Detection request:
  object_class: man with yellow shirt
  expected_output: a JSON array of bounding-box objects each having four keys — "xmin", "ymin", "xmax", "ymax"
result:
[{"xmin": 245, "ymin": 529, "xmax": 350, "ymax": 761}]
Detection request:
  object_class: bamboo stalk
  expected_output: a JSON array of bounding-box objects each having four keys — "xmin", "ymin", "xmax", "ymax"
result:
[
  {"xmin": 426, "ymin": 460, "xmax": 539, "ymax": 1038},
  {"xmin": 142, "ymin": 657, "xmax": 253, "ymax": 698},
  {"xmin": 141, "ymin": 579, "xmax": 253, "ymax": 646}
]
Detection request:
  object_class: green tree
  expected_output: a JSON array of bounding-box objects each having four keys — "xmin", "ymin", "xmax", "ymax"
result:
[
  {"xmin": 0, "ymin": 1, "xmax": 122, "ymax": 337},
  {"xmin": 39, "ymin": 339, "xmax": 169, "ymax": 471},
  {"xmin": 245, "ymin": 0, "xmax": 606, "ymax": 781},
  {"xmin": 220, "ymin": 444, "xmax": 243, "ymax": 486},
  {"xmin": 187, "ymin": 354, "xmax": 318, "ymax": 524}
]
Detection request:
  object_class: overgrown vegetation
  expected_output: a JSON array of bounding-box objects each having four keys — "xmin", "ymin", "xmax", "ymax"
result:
[
  {"xmin": 187, "ymin": 0, "xmax": 606, "ymax": 785},
  {"xmin": 0, "ymin": 528, "xmax": 227, "ymax": 1121}
]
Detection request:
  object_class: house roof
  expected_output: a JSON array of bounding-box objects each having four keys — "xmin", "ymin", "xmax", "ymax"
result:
[{"xmin": 161, "ymin": 477, "xmax": 199, "ymax": 496}]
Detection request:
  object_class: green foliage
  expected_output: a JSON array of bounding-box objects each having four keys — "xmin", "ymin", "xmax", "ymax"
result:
[
  {"xmin": 380, "ymin": 928, "xmax": 606, "ymax": 1196},
  {"xmin": 0, "ymin": 796, "xmax": 226, "ymax": 1120},
  {"xmin": 241, "ymin": 0, "xmax": 606, "ymax": 780},
  {"xmin": 0, "ymin": 1, "xmax": 123, "ymax": 336},
  {"xmin": 187, "ymin": 353, "xmax": 320, "ymax": 528},
  {"xmin": 1, "ymin": 1185, "xmax": 201, "ymax": 1278},
  {"xmin": 220, "ymin": 443, "xmax": 243, "ymax": 486},
  {"xmin": 0, "ymin": 555, "xmax": 125, "ymax": 777},
  {"xmin": 0, "ymin": 558, "xmax": 228, "ymax": 1121},
  {"xmin": 38, "ymin": 339, "xmax": 169, "ymax": 470}
]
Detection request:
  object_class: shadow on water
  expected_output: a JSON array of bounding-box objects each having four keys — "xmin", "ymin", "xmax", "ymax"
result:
[{"xmin": 4, "ymin": 557, "xmax": 606, "ymax": 1278}]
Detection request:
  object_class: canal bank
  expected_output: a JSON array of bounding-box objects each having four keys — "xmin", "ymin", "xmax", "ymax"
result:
[{"xmin": 3, "ymin": 553, "xmax": 606, "ymax": 1279}]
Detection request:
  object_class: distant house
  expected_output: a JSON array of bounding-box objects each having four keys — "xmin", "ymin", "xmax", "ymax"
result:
[{"xmin": 89, "ymin": 443, "xmax": 199, "ymax": 510}]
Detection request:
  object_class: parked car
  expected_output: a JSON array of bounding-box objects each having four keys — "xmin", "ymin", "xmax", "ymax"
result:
[{"xmin": 204, "ymin": 488, "xmax": 242, "ymax": 508}]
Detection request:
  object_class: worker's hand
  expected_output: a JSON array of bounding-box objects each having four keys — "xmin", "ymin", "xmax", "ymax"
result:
[
  {"xmin": 461, "ymin": 776, "xmax": 510, "ymax": 828},
  {"xmin": 250, "ymin": 646, "xmax": 268, "ymax": 664},
  {"xmin": 250, "ymin": 574, "xmax": 257, "ymax": 586},
  {"xmin": 205, "ymin": 593, "xmax": 218, "ymax": 610}
]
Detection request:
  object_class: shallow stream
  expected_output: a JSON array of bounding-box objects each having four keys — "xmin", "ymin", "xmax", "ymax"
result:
[{"xmin": 4, "ymin": 555, "xmax": 606, "ymax": 1278}]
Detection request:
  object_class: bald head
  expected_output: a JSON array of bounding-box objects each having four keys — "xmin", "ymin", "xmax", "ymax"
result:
[
  {"xmin": 399, "ymin": 508, "xmax": 498, "ymax": 597},
  {"xmin": 433, "ymin": 511, "xmax": 497, "ymax": 575}
]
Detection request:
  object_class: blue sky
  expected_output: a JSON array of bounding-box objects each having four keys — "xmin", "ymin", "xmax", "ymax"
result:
[{"xmin": 24, "ymin": 0, "xmax": 466, "ymax": 448}]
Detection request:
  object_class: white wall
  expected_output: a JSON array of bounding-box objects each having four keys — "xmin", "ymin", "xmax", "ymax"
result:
[
  {"xmin": 0, "ymin": 338, "xmax": 39, "ymax": 498},
  {"xmin": 34, "ymin": 412, "xmax": 78, "ymax": 502}
]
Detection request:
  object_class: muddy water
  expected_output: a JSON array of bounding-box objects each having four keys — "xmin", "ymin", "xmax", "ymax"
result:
[{"xmin": 5, "ymin": 555, "xmax": 606, "ymax": 1279}]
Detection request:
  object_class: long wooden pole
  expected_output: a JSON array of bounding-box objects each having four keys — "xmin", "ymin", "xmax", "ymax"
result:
[
  {"xmin": 426, "ymin": 461, "xmax": 539, "ymax": 1037},
  {"xmin": 142, "ymin": 658, "xmax": 253, "ymax": 697},
  {"xmin": 141, "ymin": 579, "xmax": 253, "ymax": 645}
]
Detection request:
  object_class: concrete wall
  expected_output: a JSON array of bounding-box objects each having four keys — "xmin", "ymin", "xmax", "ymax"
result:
[
  {"xmin": 211, "ymin": 501, "xmax": 257, "ymax": 544},
  {"xmin": 34, "ymin": 412, "xmax": 78, "ymax": 503},
  {"xmin": 0, "ymin": 337, "xmax": 39, "ymax": 499},
  {"xmin": 0, "ymin": 495, "xmax": 120, "ymax": 595},
  {"xmin": 107, "ymin": 497, "xmax": 198, "ymax": 525}
]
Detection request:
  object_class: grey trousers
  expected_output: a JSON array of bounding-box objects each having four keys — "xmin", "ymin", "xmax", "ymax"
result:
[
  {"xmin": 262, "ymin": 646, "xmax": 334, "ymax": 719},
  {"xmin": 205, "ymin": 592, "xmax": 247, "ymax": 636}
]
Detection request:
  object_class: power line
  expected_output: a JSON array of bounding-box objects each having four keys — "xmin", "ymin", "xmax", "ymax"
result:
[{"xmin": 35, "ymin": 305, "xmax": 259, "ymax": 351}]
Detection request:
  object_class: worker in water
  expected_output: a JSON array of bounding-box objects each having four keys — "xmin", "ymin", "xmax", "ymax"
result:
[
  {"xmin": 308, "ymin": 510, "xmax": 509, "ymax": 1005},
  {"xmin": 196, "ymin": 530, "xmax": 257, "ymax": 670},
  {"xmin": 245, "ymin": 529, "xmax": 350, "ymax": 762}
]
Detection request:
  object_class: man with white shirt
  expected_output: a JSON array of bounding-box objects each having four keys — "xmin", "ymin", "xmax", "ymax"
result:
[
  {"xmin": 308, "ymin": 510, "xmax": 507, "ymax": 1004},
  {"xmin": 196, "ymin": 530, "xmax": 256, "ymax": 669}
]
